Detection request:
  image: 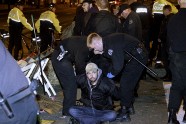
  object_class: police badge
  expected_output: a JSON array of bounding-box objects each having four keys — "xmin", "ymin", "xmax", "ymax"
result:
[{"xmin": 108, "ymin": 49, "xmax": 113, "ymax": 56}]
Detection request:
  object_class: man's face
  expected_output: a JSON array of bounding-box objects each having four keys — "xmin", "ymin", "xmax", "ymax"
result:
[
  {"xmin": 163, "ymin": 9, "xmax": 171, "ymax": 16},
  {"xmin": 88, "ymin": 38, "xmax": 103, "ymax": 55},
  {"xmin": 82, "ymin": 2, "xmax": 91, "ymax": 12},
  {"xmin": 52, "ymin": 7, "xmax": 56, "ymax": 13},
  {"xmin": 18, "ymin": 5, "xmax": 24, "ymax": 11},
  {"xmin": 120, "ymin": 9, "xmax": 128, "ymax": 19},
  {"xmin": 86, "ymin": 70, "xmax": 98, "ymax": 83}
]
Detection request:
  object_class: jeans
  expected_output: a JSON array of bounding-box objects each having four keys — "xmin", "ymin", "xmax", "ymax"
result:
[{"xmin": 69, "ymin": 106, "xmax": 116, "ymax": 124}]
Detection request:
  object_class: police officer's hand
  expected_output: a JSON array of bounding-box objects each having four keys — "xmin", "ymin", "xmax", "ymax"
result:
[{"xmin": 107, "ymin": 72, "xmax": 115, "ymax": 79}]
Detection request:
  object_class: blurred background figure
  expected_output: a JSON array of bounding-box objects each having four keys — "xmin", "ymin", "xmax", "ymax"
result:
[
  {"xmin": 158, "ymin": 5, "xmax": 173, "ymax": 82},
  {"xmin": 7, "ymin": 0, "xmax": 33, "ymax": 60},
  {"xmin": 148, "ymin": 0, "xmax": 178, "ymax": 66},
  {"xmin": 35, "ymin": 3, "xmax": 61, "ymax": 52}
]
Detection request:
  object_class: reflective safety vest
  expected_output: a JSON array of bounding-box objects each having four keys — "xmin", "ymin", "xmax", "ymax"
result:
[
  {"xmin": 152, "ymin": 0, "xmax": 178, "ymax": 15},
  {"xmin": 35, "ymin": 11, "xmax": 62, "ymax": 33},
  {"xmin": 7, "ymin": 7, "xmax": 33, "ymax": 31}
]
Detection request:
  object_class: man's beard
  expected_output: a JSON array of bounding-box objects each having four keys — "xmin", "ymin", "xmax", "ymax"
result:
[{"xmin": 90, "ymin": 77, "xmax": 97, "ymax": 83}]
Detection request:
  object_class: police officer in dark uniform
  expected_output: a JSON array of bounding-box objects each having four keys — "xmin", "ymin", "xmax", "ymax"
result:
[
  {"xmin": 129, "ymin": 0, "xmax": 152, "ymax": 51},
  {"xmin": 149, "ymin": 0, "xmax": 178, "ymax": 65},
  {"xmin": 35, "ymin": 3, "xmax": 61, "ymax": 52},
  {"xmin": 7, "ymin": 0, "xmax": 33, "ymax": 60},
  {"xmin": 51, "ymin": 36, "xmax": 90, "ymax": 116},
  {"xmin": 0, "ymin": 40, "xmax": 38, "ymax": 124},
  {"xmin": 87, "ymin": 33, "xmax": 148, "ymax": 122},
  {"xmin": 167, "ymin": 0, "xmax": 186, "ymax": 123},
  {"xmin": 118, "ymin": 4, "xmax": 142, "ymax": 41}
]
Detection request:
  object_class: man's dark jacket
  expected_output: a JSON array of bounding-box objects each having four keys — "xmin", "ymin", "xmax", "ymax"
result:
[
  {"xmin": 85, "ymin": 10, "xmax": 121, "ymax": 36},
  {"xmin": 76, "ymin": 70, "xmax": 119, "ymax": 110}
]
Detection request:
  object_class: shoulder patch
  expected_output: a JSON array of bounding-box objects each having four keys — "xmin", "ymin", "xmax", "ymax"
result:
[
  {"xmin": 129, "ymin": 19, "xmax": 133, "ymax": 24},
  {"xmin": 108, "ymin": 49, "xmax": 113, "ymax": 56}
]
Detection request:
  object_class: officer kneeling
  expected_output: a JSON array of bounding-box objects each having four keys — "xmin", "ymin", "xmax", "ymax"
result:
[{"xmin": 0, "ymin": 40, "xmax": 39, "ymax": 124}]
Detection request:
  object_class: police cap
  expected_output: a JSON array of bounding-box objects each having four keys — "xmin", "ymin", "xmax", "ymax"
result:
[{"xmin": 118, "ymin": 4, "xmax": 130, "ymax": 15}]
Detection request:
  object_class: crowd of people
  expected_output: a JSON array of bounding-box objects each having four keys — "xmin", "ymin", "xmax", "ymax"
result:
[{"xmin": 1, "ymin": 0, "xmax": 186, "ymax": 123}]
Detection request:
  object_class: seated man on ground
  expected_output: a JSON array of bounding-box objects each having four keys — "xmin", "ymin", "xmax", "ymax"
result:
[{"xmin": 69, "ymin": 63, "xmax": 120, "ymax": 124}]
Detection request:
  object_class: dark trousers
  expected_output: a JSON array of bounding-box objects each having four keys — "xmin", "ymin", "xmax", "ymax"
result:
[
  {"xmin": 40, "ymin": 30, "xmax": 53, "ymax": 53},
  {"xmin": 120, "ymin": 50, "xmax": 148, "ymax": 107},
  {"xmin": 69, "ymin": 106, "xmax": 116, "ymax": 124},
  {"xmin": 8, "ymin": 26, "xmax": 22, "ymax": 60},
  {"xmin": 0, "ymin": 95, "xmax": 38, "ymax": 124},
  {"xmin": 168, "ymin": 49, "xmax": 186, "ymax": 112},
  {"xmin": 149, "ymin": 14, "xmax": 164, "ymax": 61},
  {"xmin": 51, "ymin": 50, "xmax": 77, "ymax": 115},
  {"xmin": 161, "ymin": 43, "xmax": 171, "ymax": 76}
]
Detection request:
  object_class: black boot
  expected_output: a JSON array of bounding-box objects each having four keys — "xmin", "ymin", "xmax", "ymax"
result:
[
  {"xmin": 116, "ymin": 106, "xmax": 131, "ymax": 122},
  {"xmin": 128, "ymin": 104, "xmax": 135, "ymax": 115},
  {"xmin": 168, "ymin": 109, "xmax": 180, "ymax": 124},
  {"xmin": 183, "ymin": 112, "xmax": 186, "ymax": 123}
]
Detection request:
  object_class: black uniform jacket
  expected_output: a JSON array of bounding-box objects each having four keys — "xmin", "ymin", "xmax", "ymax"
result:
[
  {"xmin": 122, "ymin": 11, "xmax": 142, "ymax": 41},
  {"xmin": 85, "ymin": 10, "xmax": 121, "ymax": 36},
  {"xmin": 53, "ymin": 36, "xmax": 90, "ymax": 74},
  {"xmin": 130, "ymin": 2, "xmax": 152, "ymax": 31},
  {"xmin": 76, "ymin": 69, "xmax": 119, "ymax": 110},
  {"xmin": 102, "ymin": 33, "xmax": 141, "ymax": 76},
  {"xmin": 167, "ymin": 8, "xmax": 186, "ymax": 52}
]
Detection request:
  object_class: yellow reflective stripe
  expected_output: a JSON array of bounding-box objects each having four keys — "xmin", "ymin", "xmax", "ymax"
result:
[{"xmin": 8, "ymin": 17, "xmax": 20, "ymax": 22}]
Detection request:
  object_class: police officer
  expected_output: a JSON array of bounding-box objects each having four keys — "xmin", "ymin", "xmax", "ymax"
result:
[
  {"xmin": 149, "ymin": 0, "xmax": 178, "ymax": 65},
  {"xmin": 51, "ymin": 36, "xmax": 90, "ymax": 116},
  {"xmin": 35, "ymin": 3, "xmax": 62, "ymax": 52},
  {"xmin": 118, "ymin": 4, "xmax": 142, "ymax": 41},
  {"xmin": 0, "ymin": 40, "xmax": 38, "ymax": 124},
  {"xmin": 158, "ymin": 5, "xmax": 173, "ymax": 82},
  {"xmin": 7, "ymin": 0, "xmax": 33, "ymax": 60},
  {"xmin": 129, "ymin": 0, "xmax": 152, "ymax": 51},
  {"xmin": 87, "ymin": 33, "xmax": 148, "ymax": 122},
  {"xmin": 167, "ymin": 0, "xmax": 186, "ymax": 123}
]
